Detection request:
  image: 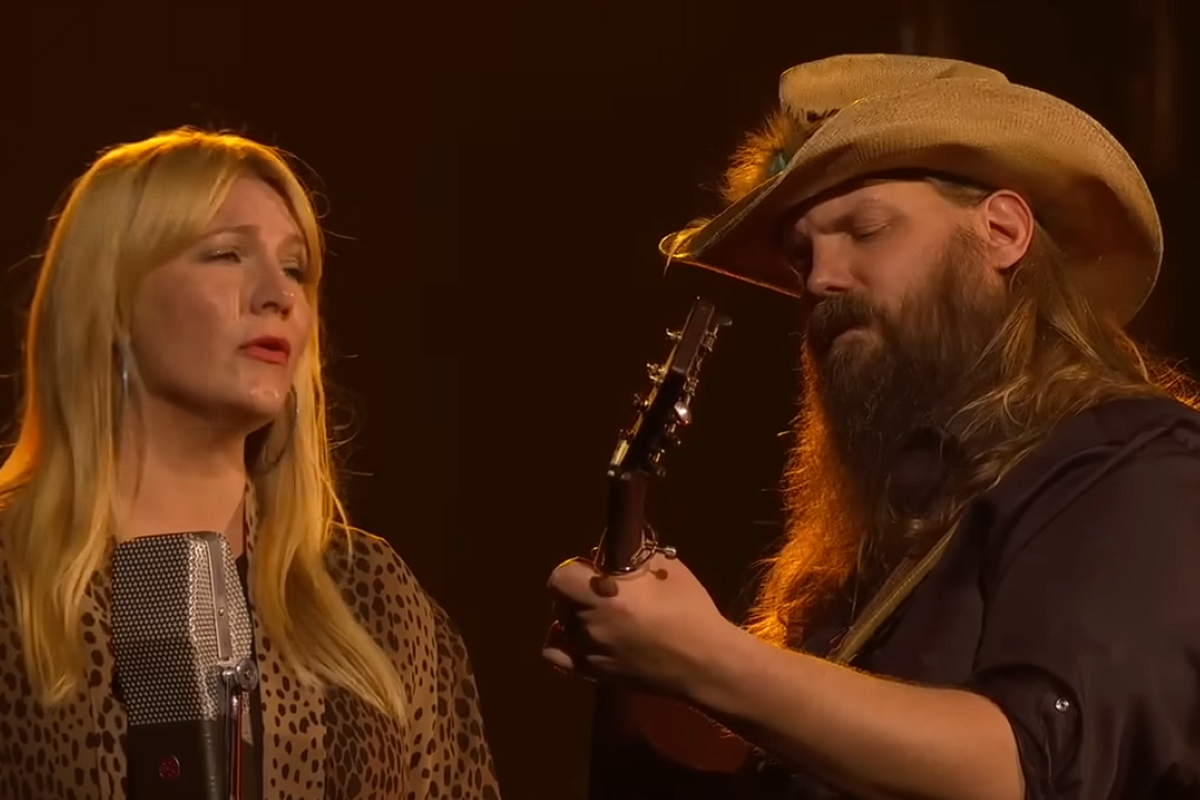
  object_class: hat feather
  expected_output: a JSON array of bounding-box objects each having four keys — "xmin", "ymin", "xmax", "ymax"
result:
[{"xmin": 720, "ymin": 108, "xmax": 839, "ymax": 206}]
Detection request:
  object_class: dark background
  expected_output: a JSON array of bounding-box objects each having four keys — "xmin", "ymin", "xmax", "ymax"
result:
[{"xmin": 0, "ymin": 2, "xmax": 1193, "ymax": 797}]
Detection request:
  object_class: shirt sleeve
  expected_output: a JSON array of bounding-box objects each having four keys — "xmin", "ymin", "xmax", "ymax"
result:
[
  {"xmin": 966, "ymin": 435, "xmax": 1200, "ymax": 798},
  {"xmin": 336, "ymin": 532, "xmax": 502, "ymax": 798},
  {"xmin": 428, "ymin": 598, "xmax": 503, "ymax": 799}
]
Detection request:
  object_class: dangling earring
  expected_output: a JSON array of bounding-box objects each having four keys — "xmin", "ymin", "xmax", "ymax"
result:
[
  {"xmin": 256, "ymin": 387, "xmax": 299, "ymax": 474},
  {"xmin": 117, "ymin": 339, "xmax": 132, "ymax": 405}
]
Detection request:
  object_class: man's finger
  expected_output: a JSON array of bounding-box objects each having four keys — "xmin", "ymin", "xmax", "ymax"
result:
[
  {"xmin": 541, "ymin": 646, "xmax": 578, "ymax": 673},
  {"xmin": 547, "ymin": 557, "xmax": 603, "ymax": 605},
  {"xmin": 590, "ymin": 573, "xmax": 619, "ymax": 597}
]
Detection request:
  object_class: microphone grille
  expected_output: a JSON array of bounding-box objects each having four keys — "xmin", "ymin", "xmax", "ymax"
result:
[{"xmin": 111, "ymin": 532, "xmax": 253, "ymax": 727}]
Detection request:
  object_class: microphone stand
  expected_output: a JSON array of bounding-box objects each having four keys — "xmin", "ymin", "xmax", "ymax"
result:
[{"xmin": 220, "ymin": 658, "xmax": 259, "ymax": 800}]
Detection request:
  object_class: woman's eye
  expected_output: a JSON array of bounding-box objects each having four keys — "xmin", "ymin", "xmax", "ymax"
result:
[
  {"xmin": 203, "ymin": 249, "xmax": 242, "ymax": 263},
  {"xmin": 284, "ymin": 263, "xmax": 309, "ymax": 282}
]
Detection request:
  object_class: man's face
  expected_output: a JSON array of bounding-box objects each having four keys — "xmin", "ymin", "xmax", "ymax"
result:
[
  {"xmin": 784, "ymin": 178, "xmax": 1004, "ymax": 364},
  {"xmin": 783, "ymin": 179, "xmax": 1012, "ymax": 502}
]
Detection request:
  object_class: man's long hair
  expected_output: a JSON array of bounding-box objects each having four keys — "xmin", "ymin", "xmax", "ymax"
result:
[
  {"xmin": 0, "ymin": 128, "xmax": 409, "ymax": 720},
  {"xmin": 745, "ymin": 180, "xmax": 1199, "ymax": 648}
]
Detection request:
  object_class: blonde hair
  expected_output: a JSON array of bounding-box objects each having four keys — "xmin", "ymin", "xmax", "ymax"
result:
[{"xmin": 0, "ymin": 127, "xmax": 407, "ymax": 720}]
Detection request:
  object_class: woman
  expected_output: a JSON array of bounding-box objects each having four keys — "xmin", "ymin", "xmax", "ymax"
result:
[{"xmin": 0, "ymin": 128, "xmax": 501, "ymax": 799}]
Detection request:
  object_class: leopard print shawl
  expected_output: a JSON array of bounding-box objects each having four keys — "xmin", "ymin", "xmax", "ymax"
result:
[{"xmin": 0, "ymin": 491, "xmax": 501, "ymax": 799}]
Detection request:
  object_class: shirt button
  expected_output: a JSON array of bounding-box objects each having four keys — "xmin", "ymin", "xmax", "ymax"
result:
[{"xmin": 1054, "ymin": 697, "xmax": 1071, "ymax": 713}]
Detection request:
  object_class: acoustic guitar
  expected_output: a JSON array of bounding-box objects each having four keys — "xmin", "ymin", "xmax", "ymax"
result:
[{"xmin": 586, "ymin": 299, "xmax": 781, "ymax": 798}]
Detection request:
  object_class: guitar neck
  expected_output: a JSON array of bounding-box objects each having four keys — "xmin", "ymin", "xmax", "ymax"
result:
[
  {"xmin": 586, "ymin": 297, "xmax": 738, "ymax": 798},
  {"xmin": 601, "ymin": 472, "xmax": 648, "ymax": 571}
]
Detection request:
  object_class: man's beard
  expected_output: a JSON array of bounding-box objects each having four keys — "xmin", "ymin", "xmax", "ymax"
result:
[{"xmin": 789, "ymin": 229, "xmax": 1010, "ymax": 576}]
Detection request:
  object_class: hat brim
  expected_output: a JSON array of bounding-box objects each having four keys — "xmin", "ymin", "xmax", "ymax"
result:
[{"xmin": 661, "ymin": 78, "xmax": 1161, "ymax": 324}]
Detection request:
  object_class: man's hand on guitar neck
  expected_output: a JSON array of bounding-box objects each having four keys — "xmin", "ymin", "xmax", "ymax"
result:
[
  {"xmin": 544, "ymin": 552, "xmax": 729, "ymax": 697},
  {"xmin": 544, "ymin": 554, "xmax": 1024, "ymax": 800}
]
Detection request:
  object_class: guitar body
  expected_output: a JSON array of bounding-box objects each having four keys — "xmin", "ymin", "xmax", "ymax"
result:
[
  {"xmin": 585, "ymin": 300, "xmax": 780, "ymax": 798},
  {"xmin": 589, "ymin": 687, "xmax": 769, "ymax": 799}
]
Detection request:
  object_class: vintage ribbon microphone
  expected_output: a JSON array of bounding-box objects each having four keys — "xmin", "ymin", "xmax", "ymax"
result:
[
  {"xmin": 587, "ymin": 298, "xmax": 738, "ymax": 798},
  {"xmin": 111, "ymin": 531, "xmax": 259, "ymax": 800}
]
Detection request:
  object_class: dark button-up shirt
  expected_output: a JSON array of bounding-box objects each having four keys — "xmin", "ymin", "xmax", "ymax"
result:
[
  {"xmin": 782, "ymin": 395, "xmax": 1200, "ymax": 798},
  {"xmin": 599, "ymin": 396, "xmax": 1200, "ymax": 798}
]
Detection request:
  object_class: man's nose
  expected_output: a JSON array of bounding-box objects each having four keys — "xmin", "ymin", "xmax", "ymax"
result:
[{"xmin": 805, "ymin": 243, "xmax": 854, "ymax": 298}]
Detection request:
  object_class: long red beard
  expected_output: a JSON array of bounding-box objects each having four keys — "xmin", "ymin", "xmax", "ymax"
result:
[{"xmin": 774, "ymin": 230, "xmax": 1010, "ymax": 639}]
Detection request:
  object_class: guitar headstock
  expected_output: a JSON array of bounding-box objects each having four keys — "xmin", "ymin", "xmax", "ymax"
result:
[{"xmin": 608, "ymin": 298, "xmax": 730, "ymax": 480}]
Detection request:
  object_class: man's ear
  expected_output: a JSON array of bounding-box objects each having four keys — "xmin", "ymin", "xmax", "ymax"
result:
[{"xmin": 977, "ymin": 190, "xmax": 1035, "ymax": 274}]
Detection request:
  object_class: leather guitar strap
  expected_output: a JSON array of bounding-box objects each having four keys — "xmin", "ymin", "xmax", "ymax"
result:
[{"xmin": 827, "ymin": 520, "xmax": 960, "ymax": 665}]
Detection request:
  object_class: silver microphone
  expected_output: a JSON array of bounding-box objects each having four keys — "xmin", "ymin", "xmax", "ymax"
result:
[{"xmin": 110, "ymin": 531, "xmax": 258, "ymax": 800}]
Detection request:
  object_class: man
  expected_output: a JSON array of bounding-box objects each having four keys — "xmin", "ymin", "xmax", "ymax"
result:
[{"xmin": 544, "ymin": 54, "xmax": 1200, "ymax": 798}]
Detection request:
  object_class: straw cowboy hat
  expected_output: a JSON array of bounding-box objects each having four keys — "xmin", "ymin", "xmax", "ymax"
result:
[{"xmin": 659, "ymin": 53, "xmax": 1160, "ymax": 323}]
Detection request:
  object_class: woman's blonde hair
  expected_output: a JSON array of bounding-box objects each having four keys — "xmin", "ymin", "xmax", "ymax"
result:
[{"xmin": 0, "ymin": 127, "xmax": 407, "ymax": 720}]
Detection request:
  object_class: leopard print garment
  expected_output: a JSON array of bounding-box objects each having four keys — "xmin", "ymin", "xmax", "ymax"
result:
[{"xmin": 0, "ymin": 491, "xmax": 501, "ymax": 800}]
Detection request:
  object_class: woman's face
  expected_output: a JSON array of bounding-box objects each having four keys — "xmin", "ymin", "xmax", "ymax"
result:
[{"xmin": 128, "ymin": 176, "xmax": 314, "ymax": 430}]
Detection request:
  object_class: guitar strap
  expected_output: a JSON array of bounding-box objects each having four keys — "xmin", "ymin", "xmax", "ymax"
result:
[
  {"xmin": 826, "ymin": 520, "xmax": 961, "ymax": 665},
  {"xmin": 826, "ymin": 414, "xmax": 1182, "ymax": 665},
  {"xmin": 742, "ymin": 524, "xmax": 964, "ymax": 785}
]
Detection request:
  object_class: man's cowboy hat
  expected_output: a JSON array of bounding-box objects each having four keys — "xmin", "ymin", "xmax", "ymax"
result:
[{"xmin": 659, "ymin": 53, "xmax": 1160, "ymax": 323}]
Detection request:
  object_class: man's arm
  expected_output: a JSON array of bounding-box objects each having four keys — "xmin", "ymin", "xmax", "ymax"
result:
[
  {"xmin": 684, "ymin": 625, "xmax": 1023, "ymax": 800},
  {"xmin": 548, "ymin": 548, "xmax": 1023, "ymax": 800},
  {"xmin": 547, "ymin": 431, "xmax": 1200, "ymax": 799},
  {"xmin": 681, "ymin": 438, "xmax": 1200, "ymax": 800}
]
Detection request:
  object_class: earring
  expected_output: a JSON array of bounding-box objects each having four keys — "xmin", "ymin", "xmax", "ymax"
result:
[
  {"xmin": 256, "ymin": 387, "xmax": 299, "ymax": 474},
  {"xmin": 116, "ymin": 340, "xmax": 132, "ymax": 403}
]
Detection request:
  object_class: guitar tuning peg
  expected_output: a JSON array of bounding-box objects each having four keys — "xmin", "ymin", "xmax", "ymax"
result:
[
  {"xmin": 632, "ymin": 393, "xmax": 650, "ymax": 411},
  {"xmin": 673, "ymin": 402, "xmax": 692, "ymax": 426},
  {"xmin": 665, "ymin": 329, "xmax": 682, "ymax": 343},
  {"xmin": 646, "ymin": 363, "xmax": 666, "ymax": 382},
  {"xmin": 702, "ymin": 316, "xmax": 733, "ymax": 350}
]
